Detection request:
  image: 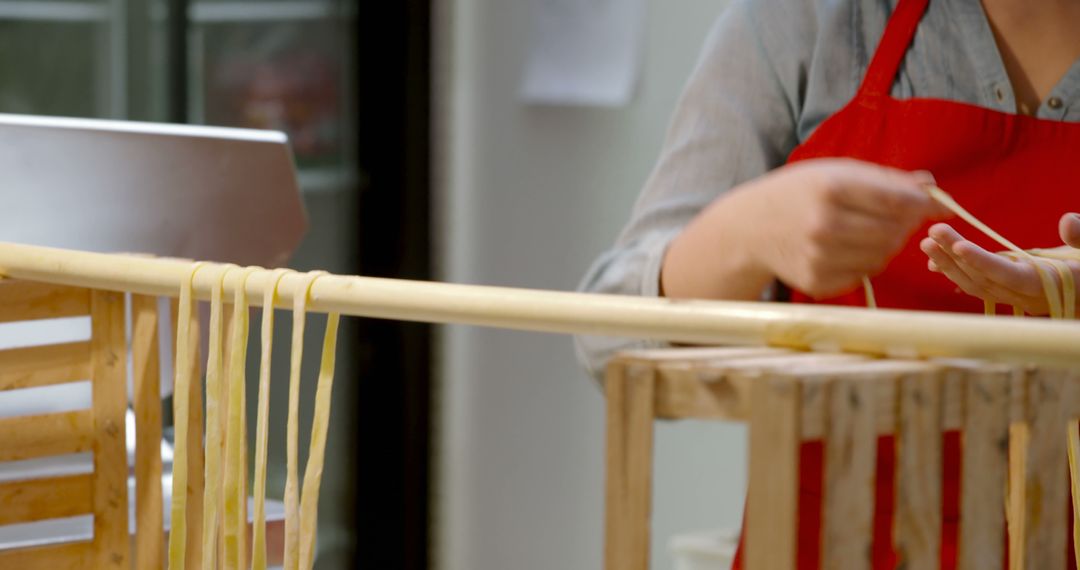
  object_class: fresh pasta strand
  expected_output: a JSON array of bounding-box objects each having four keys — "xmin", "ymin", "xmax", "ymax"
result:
[
  {"xmin": 202, "ymin": 264, "xmax": 237, "ymax": 570},
  {"xmin": 927, "ymin": 186, "xmax": 1065, "ymax": 319},
  {"xmin": 252, "ymin": 269, "xmax": 292, "ymax": 570},
  {"xmin": 861, "ymin": 276, "xmax": 877, "ymax": 309},
  {"xmin": 223, "ymin": 267, "xmax": 260, "ymax": 570},
  {"xmin": 283, "ymin": 271, "xmax": 325, "ymax": 570},
  {"xmin": 861, "ymin": 186, "xmax": 1075, "ymax": 319},
  {"xmin": 298, "ymin": 310, "xmax": 341, "ymax": 570},
  {"xmin": 168, "ymin": 262, "xmax": 205, "ymax": 570}
]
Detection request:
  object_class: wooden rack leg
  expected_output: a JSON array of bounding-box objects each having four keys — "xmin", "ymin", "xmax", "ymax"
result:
[
  {"xmin": 91, "ymin": 290, "xmax": 129, "ymax": 569},
  {"xmin": 604, "ymin": 359, "xmax": 655, "ymax": 570},
  {"xmin": 746, "ymin": 374, "xmax": 799, "ymax": 570},
  {"xmin": 893, "ymin": 369, "xmax": 943, "ymax": 569},
  {"xmin": 821, "ymin": 377, "xmax": 875, "ymax": 570},
  {"xmin": 1016, "ymin": 368, "xmax": 1069, "ymax": 570},
  {"xmin": 132, "ymin": 295, "xmax": 164, "ymax": 570},
  {"xmin": 957, "ymin": 368, "xmax": 1009, "ymax": 570}
]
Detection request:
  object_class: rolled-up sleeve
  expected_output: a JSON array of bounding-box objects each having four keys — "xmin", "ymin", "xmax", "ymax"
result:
[{"xmin": 574, "ymin": 0, "xmax": 814, "ymax": 382}]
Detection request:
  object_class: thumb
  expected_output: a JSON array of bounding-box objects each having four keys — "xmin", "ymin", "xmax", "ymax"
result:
[{"xmin": 1059, "ymin": 213, "xmax": 1080, "ymax": 249}]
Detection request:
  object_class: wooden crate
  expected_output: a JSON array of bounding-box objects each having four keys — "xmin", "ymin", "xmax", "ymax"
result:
[{"xmin": 604, "ymin": 347, "xmax": 1080, "ymax": 570}]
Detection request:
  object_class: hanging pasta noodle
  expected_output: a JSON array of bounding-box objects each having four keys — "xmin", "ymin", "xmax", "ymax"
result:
[
  {"xmin": 252, "ymin": 269, "xmax": 292, "ymax": 570},
  {"xmin": 299, "ymin": 310, "xmax": 341, "ymax": 570},
  {"xmin": 862, "ymin": 186, "xmax": 1072, "ymax": 319},
  {"xmin": 168, "ymin": 262, "xmax": 205, "ymax": 570},
  {"xmin": 926, "ymin": 186, "xmax": 1065, "ymax": 318},
  {"xmin": 202, "ymin": 264, "xmax": 237, "ymax": 570},
  {"xmin": 283, "ymin": 271, "xmax": 326, "ymax": 570},
  {"xmin": 223, "ymin": 267, "xmax": 260, "ymax": 570}
]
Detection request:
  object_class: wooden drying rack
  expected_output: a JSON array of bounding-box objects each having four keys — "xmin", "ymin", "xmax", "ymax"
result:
[{"xmin": 0, "ymin": 242, "xmax": 1079, "ymax": 569}]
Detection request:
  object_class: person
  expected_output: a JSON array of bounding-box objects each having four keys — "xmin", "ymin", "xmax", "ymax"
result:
[{"xmin": 575, "ymin": 0, "xmax": 1080, "ymax": 568}]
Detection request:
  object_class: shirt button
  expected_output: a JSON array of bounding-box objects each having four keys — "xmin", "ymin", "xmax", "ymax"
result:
[
  {"xmin": 995, "ymin": 86, "xmax": 1005, "ymax": 102},
  {"xmin": 1048, "ymin": 96, "xmax": 1064, "ymax": 109}
]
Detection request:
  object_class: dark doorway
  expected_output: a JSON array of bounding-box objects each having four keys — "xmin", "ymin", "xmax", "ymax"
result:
[{"xmin": 355, "ymin": 1, "xmax": 433, "ymax": 569}]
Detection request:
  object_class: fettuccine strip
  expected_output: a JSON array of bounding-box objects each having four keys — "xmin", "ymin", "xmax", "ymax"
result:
[
  {"xmin": 202, "ymin": 264, "xmax": 237, "ymax": 570},
  {"xmin": 299, "ymin": 311, "xmax": 341, "ymax": 570},
  {"xmin": 223, "ymin": 267, "xmax": 260, "ymax": 569},
  {"xmin": 168, "ymin": 262, "xmax": 204, "ymax": 570},
  {"xmin": 252, "ymin": 269, "xmax": 291, "ymax": 570},
  {"xmin": 283, "ymin": 272, "xmax": 325, "ymax": 570}
]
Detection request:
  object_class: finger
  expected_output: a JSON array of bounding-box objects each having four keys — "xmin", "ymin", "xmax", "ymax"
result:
[
  {"xmin": 921, "ymin": 237, "xmax": 987, "ymax": 294},
  {"xmin": 826, "ymin": 163, "xmax": 942, "ymax": 220},
  {"xmin": 950, "ymin": 240, "xmax": 1044, "ymax": 297},
  {"xmin": 927, "ymin": 224, "xmax": 995, "ymax": 287},
  {"xmin": 1060, "ymin": 213, "xmax": 1080, "ymax": 249},
  {"xmin": 922, "ymin": 237, "xmax": 1046, "ymax": 310}
]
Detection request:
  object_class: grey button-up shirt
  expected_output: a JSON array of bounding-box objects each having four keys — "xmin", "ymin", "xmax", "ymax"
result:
[{"xmin": 575, "ymin": 0, "xmax": 1080, "ymax": 381}]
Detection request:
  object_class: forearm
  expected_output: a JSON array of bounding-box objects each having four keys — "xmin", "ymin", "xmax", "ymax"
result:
[{"xmin": 660, "ymin": 190, "xmax": 774, "ymax": 300}]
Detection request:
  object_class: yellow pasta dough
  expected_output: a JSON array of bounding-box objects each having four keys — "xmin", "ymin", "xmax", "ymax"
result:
[
  {"xmin": 283, "ymin": 271, "xmax": 325, "ymax": 570},
  {"xmin": 223, "ymin": 267, "xmax": 260, "ymax": 569},
  {"xmin": 299, "ymin": 311, "xmax": 341, "ymax": 570},
  {"xmin": 201, "ymin": 264, "xmax": 237, "ymax": 570},
  {"xmin": 168, "ymin": 261, "xmax": 204, "ymax": 570},
  {"xmin": 252, "ymin": 269, "xmax": 291, "ymax": 570}
]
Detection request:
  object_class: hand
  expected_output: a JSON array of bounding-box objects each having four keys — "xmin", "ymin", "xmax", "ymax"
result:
[
  {"xmin": 920, "ymin": 213, "xmax": 1080, "ymax": 315},
  {"xmin": 662, "ymin": 158, "xmax": 949, "ymax": 300}
]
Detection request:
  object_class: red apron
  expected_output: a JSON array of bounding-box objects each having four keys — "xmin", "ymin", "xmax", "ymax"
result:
[{"xmin": 731, "ymin": 0, "xmax": 1080, "ymax": 568}]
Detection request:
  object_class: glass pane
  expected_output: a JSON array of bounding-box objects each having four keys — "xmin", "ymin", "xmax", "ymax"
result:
[
  {"xmin": 0, "ymin": 19, "xmax": 106, "ymax": 117},
  {"xmin": 194, "ymin": 19, "xmax": 345, "ymax": 170}
]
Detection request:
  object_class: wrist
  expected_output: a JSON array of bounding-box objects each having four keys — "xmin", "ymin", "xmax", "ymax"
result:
[{"xmin": 661, "ymin": 190, "xmax": 775, "ymax": 300}]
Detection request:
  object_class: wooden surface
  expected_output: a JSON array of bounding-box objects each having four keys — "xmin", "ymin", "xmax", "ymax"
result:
[
  {"xmin": 132, "ymin": 295, "xmax": 164, "ymax": 570},
  {"xmin": 603, "ymin": 360, "xmax": 655, "ymax": 570},
  {"xmin": 893, "ymin": 369, "xmax": 943, "ymax": 569},
  {"xmin": 0, "ymin": 474, "xmax": 93, "ymax": 526},
  {"xmin": 0, "ymin": 409, "xmax": 94, "ymax": 462},
  {"xmin": 0, "ymin": 541, "xmax": 94, "ymax": 569},
  {"xmin": 90, "ymin": 290, "xmax": 129, "ymax": 569},
  {"xmin": 957, "ymin": 366, "xmax": 1009, "ymax": 570},
  {"xmin": 0, "ymin": 342, "xmax": 91, "ymax": 391},
  {"xmin": 0, "ymin": 279, "xmax": 90, "ymax": 324},
  {"xmin": 1018, "ymin": 368, "xmax": 1069, "ymax": 570},
  {"xmin": 603, "ymin": 347, "xmax": 1080, "ymax": 570},
  {"xmin": 820, "ymin": 374, "xmax": 876, "ymax": 570},
  {"xmin": 745, "ymin": 372, "xmax": 799, "ymax": 570}
]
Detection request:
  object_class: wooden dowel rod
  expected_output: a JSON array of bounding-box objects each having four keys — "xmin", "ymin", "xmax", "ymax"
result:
[{"xmin": 3, "ymin": 242, "xmax": 1080, "ymax": 366}]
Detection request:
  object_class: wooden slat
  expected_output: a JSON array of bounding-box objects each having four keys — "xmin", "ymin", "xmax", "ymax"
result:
[
  {"xmin": 649, "ymin": 354, "xmax": 1024, "ymax": 439},
  {"xmin": 893, "ymin": 368, "xmax": 943, "ymax": 569},
  {"xmin": 0, "ymin": 342, "xmax": 92, "ymax": 391},
  {"xmin": 652, "ymin": 353, "xmax": 863, "ymax": 421},
  {"xmin": 957, "ymin": 366, "xmax": 1009, "ymax": 570},
  {"xmin": 0, "ymin": 540, "xmax": 94, "ymax": 569},
  {"xmin": 820, "ymin": 375, "xmax": 876, "ymax": 570},
  {"xmin": 0, "ymin": 409, "xmax": 94, "ymax": 462},
  {"xmin": 90, "ymin": 290, "xmax": 129, "ymax": 569},
  {"xmin": 132, "ymin": 295, "xmax": 164, "ymax": 570},
  {"xmin": 0, "ymin": 280, "xmax": 90, "ymax": 323},
  {"xmin": 620, "ymin": 346, "xmax": 788, "ymax": 362},
  {"xmin": 603, "ymin": 360, "xmax": 655, "ymax": 570},
  {"xmin": 745, "ymin": 372, "xmax": 799, "ymax": 570},
  {"xmin": 0, "ymin": 474, "xmax": 93, "ymax": 526},
  {"xmin": 1018, "ymin": 368, "xmax": 1069, "ymax": 570}
]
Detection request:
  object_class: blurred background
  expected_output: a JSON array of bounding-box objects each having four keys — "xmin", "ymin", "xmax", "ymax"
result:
[{"xmin": 0, "ymin": 0, "xmax": 745, "ymax": 568}]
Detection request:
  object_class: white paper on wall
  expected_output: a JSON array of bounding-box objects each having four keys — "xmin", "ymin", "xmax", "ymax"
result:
[{"xmin": 520, "ymin": 0, "xmax": 646, "ymax": 107}]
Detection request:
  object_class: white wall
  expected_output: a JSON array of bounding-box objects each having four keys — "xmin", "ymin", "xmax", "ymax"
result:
[{"xmin": 436, "ymin": 2, "xmax": 745, "ymax": 569}]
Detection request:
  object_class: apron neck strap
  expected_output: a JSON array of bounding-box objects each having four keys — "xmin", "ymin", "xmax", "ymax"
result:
[{"xmin": 859, "ymin": 0, "xmax": 930, "ymax": 96}]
